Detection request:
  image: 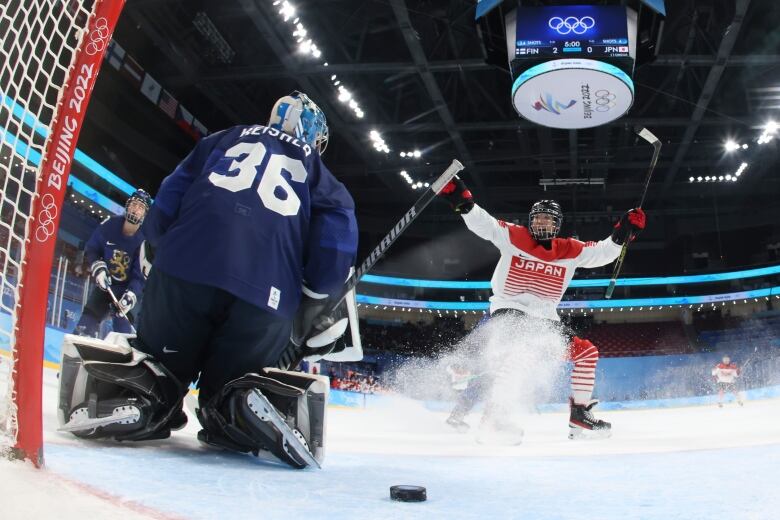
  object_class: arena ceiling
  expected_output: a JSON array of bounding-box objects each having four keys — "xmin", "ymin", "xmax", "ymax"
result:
[{"xmin": 80, "ymin": 0, "xmax": 780, "ymax": 277}]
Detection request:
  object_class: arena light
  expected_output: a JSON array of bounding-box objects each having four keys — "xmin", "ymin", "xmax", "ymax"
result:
[
  {"xmin": 724, "ymin": 140, "xmax": 740, "ymax": 152},
  {"xmin": 370, "ymin": 130, "xmax": 389, "ymax": 153},
  {"xmin": 757, "ymin": 121, "xmax": 776, "ymax": 145},
  {"xmin": 734, "ymin": 162, "xmax": 748, "ymax": 178},
  {"xmin": 273, "ymin": 3, "xmax": 372, "ymax": 122},
  {"xmin": 337, "ymin": 85, "xmax": 352, "ymax": 102},
  {"xmin": 278, "ymin": 1, "xmax": 296, "ymax": 22}
]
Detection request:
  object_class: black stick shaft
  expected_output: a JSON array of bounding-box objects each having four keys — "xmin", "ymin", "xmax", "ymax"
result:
[
  {"xmin": 341, "ymin": 159, "xmax": 464, "ymax": 303},
  {"xmin": 605, "ymin": 129, "xmax": 661, "ymax": 299},
  {"xmin": 280, "ymin": 159, "xmax": 464, "ymax": 368}
]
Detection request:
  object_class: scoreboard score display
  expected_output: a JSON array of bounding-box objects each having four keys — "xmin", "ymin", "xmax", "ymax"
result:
[{"xmin": 507, "ymin": 4, "xmax": 638, "ymax": 129}]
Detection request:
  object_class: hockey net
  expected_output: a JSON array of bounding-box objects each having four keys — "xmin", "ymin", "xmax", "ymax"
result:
[{"xmin": 0, "ymin": 0, "xmax": 124, "ymax": 465}]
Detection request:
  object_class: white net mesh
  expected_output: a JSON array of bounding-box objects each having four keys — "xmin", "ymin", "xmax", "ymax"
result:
[{"xmin": 0, "ymin": 0, "xmax": 97, "ymax": 454}]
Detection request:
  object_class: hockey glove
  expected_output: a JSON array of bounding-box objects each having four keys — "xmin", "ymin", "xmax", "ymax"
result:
[
  {"xmin": 291, "ymin": 288, "xmax": 348, "ymax": 356},
  {"xmin": 611, "ymin": 208, "xmax": 646, "ymax": 245},
  {"xmin": 439, "ymin": 176, "xmax": 475, "ymax": 214},
  {"xmin": 116, "ymin": 290, "xmax": 137, "ymax": 315},
  {"xmin": 90, "ymin": 260, "xmax": 111, "ymax": 291}
]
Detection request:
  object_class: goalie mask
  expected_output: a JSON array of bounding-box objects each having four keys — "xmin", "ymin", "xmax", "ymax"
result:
[
  {"xmin": 269, "ymin": 91, "xmax": 329, "ymax": 154},
  {"xmin": 529, "ymin": 199, "xmax": 563, "ymax": 241},
  {"xmin": 125, "ymin": 189, "xmax": 151, "ymax": 225}
]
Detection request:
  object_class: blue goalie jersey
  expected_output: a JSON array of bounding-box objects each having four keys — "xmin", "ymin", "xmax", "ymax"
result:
[{"xmin": 143, "ymin": 125, "xmax": 358, "ymax": 319}]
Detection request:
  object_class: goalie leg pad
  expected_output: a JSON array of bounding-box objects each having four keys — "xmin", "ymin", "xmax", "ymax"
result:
[
  {"xmin": 197, "ymin": 369, "xmax": 329, "ymax": 469},
  {"xmin": 57, "ymin": 334, "xmax": 185, "ymax": 441}
]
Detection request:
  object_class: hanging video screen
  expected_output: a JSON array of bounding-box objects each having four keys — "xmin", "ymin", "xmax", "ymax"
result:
[{"xmin": 515, "ymin": 5, "xmax": 630, "ymax": 59}]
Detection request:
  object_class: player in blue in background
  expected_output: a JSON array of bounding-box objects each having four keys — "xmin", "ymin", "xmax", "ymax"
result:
[
  {"xmin": 73, "ymin": 189, "xmax": 150, "ymax": 337},
  {"xmin": 129, "ymin": 91, "xmax": 358, "ymax": 467}
]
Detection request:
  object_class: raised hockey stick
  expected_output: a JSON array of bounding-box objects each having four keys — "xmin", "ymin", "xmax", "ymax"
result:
[
  {"xmin": 107, "ymin": 286, "xmax": 137, "ymax": 334},
  {"xmin": 605, "ymin": 127, "xmax": 661, "ymax": 299},
  {"xmin": 277, "ymin": 159, "xmax": 465, "ymax": 369}
]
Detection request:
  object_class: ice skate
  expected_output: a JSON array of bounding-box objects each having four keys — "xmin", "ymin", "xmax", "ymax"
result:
[
  {"xmin": 568, "ymin": 399, "xmax": 611, "ymax": 440},
  {"xmin": 446, "ymin": 415, "xmax": 470, "ymax": 433}
]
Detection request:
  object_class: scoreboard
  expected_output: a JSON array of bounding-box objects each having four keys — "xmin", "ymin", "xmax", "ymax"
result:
[
  {"xmin": 515, "ymin": 5, "xmax": 631, "ymax": 60},
  {"xmin": 507, "ymin": 4, "xmax": 637, "ymax": 129}
]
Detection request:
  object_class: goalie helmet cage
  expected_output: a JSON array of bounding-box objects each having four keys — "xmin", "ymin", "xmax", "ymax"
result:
[{"xmin": 0, "ymin": 0, "xmax": 125, "ymax": 466}]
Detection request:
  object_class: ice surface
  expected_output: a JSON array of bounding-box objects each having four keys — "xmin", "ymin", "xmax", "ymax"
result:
[{"xmin": 3, "ymin": 367, "xmax": 780, "ymax": 519}]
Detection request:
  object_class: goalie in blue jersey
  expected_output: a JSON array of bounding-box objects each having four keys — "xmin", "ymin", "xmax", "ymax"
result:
[{"xmin": 57, "ymin": 92, "xmax": 358, "ymax": 469}]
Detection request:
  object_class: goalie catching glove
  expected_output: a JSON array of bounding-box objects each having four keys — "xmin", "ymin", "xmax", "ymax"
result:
[
  {"xmin": 439, "ymin": 176, "xmax": 474, "ymax": 214},
  {"xmin": 611, "ymin": 208, "xmax": 646, "ymax": 245}
]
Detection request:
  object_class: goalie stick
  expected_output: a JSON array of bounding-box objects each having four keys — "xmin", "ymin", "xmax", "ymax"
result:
[
  {"xmin": 605, "ymin": 127, "xmax": 661, "ymax": 299},
  {"xmin": 277, "ymin": 159, "xmax": 465, "ymax": 369},
  {"xmin": 107, "ymin": 286, "xmax": 137, "ymax": 334}
]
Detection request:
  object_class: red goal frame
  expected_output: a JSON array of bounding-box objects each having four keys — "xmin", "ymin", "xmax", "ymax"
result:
[{"xmin": 9, "ymin": 0, "xmax": 125, "ymax": 466}]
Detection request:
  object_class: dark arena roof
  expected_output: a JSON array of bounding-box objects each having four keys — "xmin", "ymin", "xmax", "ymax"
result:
[{"xmin": 79, "ymin": 0, "xmax": 780, "ymax": 280}]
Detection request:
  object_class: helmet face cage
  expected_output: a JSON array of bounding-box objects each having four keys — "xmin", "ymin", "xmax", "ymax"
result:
[
  {"xmin": 125, "ymin": 189, "xmax": 151, "ymax": 225},
  {"xmin": 722, "ymin": 356, "xmax": 730, "ymax": 364},
  {"xmin": 269, "ymin": 91, "xmax": 329, "ymax": 154},
  {"xmin": 528, "ymin": 200, "xmax": 563, "ymax": 241}
]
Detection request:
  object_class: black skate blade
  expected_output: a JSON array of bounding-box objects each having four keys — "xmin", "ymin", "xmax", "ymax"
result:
[
  {"xmin": 568, "ymin": 426, "xmax": 612, "ymax": 440},
  {"xmin": 246, "ymin": 389, "xmax": 321, "ymax": 469}
]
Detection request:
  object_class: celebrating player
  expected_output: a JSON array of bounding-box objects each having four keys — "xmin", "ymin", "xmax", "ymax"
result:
[
  {"xmin": 439, "ymin": 177, "xmax": 645, "ymax": 439},
  {"xmin": 712, "ymin": 355, "xmax": 744, "ymax": 407},
  {"xmin": 72, "ymin": 189, "xmax": 150, "ymax": 337},
  {"xmin": 58, "ymin": 92, "xmax": 358, "ymax": 469}
]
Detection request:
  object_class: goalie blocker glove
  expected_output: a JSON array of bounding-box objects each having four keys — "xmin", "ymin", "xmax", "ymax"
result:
[
  {"xmin": 439, "ymin": 176, "xmax": 474, "ymax": 214},
  {"xmin": 611, "ymin": 208, "xmax": 646, "ymax": 245}
]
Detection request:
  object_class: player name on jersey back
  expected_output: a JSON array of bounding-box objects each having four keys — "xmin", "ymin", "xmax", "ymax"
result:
[{"xmin": 239, "ymin": 125, "xmax": 314, "ymax": 157}]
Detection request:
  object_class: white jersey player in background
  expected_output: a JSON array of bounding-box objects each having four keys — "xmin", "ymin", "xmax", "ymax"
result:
[
  {"xmin": 439, "ymin": 177, "xmax": 646, "ymax": 439},
  {"xmin": 712, "ymin": 355, "xmax": 744, "ymax": 407}
]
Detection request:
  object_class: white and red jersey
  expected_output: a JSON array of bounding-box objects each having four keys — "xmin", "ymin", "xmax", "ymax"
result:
[
  {"xmin": 462, "ymin": 204, "xmax": 622, "ymax": 321},
  {"xmin": 446, "ymin": 365, "xmax": 472, "ymax": 391},
  {"xmin": 712, "ymin": 362, "xmax": 740, "ymax": 383}
]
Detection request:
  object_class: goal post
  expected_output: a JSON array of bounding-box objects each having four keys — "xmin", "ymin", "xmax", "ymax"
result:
[{"xmin": 0, "ymin": 0, "xmax": 126, "ymax": 466}]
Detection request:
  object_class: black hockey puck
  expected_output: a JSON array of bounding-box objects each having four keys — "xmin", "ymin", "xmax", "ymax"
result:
[{"xmin": 390, "ymin": 485, "xmax": 427, "ymax": 502}]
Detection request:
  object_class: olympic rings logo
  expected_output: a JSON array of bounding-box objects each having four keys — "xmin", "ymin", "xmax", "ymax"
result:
[
  {"xmin": 594, "ymin": 90, "xmax": 616, "ymax": 112},
  {"xmin": 548, "ymin": 16, "xmax": 595, "ymax": 35},
  {"xmin": 34, "ymin": 194, "xmax": 58, "ymax": 243},
  {"xmin": 84, "ymin": 17, "xmax": 110, "ymax": 56}
]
